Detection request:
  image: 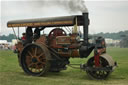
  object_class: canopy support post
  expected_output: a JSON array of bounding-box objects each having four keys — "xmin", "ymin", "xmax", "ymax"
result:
[
  {"xmin": 18, "ymin": 27, "xmax": 19, "ymax": 39},
  {"xmin": 12, "ymin": 27, "xmax": 18, "ymax": 41}
]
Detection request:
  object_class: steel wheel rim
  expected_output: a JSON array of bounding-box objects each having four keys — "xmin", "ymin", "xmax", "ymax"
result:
[
  {"xmin": 21, "ymin": 44, "xmax": 49, "ymax": 76},
  {"xmin": 86, "ymin": 57, "xmax": 110, "ymax": 79}
]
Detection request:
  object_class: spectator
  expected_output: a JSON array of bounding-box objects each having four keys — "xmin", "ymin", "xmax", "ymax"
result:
[
  {"xmin": 21, "ymin": 33, "xmax": 26, "ymax": 41},
  {"xmin": 21, "ymin": 33, "xmax": 26, "ymax": 45}
]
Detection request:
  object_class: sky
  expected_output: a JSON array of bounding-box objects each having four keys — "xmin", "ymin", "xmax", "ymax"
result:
[{"xmin": 0, "ymin": 0, "xmax": 128, "ymax": 36}]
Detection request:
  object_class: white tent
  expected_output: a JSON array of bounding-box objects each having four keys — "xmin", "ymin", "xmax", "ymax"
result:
[{"xmin": 0, "ymin": 40, "xmax": 8, "ymax": 44}]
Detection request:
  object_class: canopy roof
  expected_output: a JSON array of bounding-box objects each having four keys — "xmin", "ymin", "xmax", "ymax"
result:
[{"xmin": 7, "ymin": 15, "xmax": 84, "ymax": 28}]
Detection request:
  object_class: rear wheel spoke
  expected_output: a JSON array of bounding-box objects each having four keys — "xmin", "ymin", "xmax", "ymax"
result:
[
  {"xmin": 28, "ymin": 51, "xmax": 34, "ymax": 58},
  {"xmin": 37, "ymin": 53, "xmax": 45, "ymax": 57},
  {"xmin": 34, "ymin": 47, "xmax": 37, "ymax": 56}
]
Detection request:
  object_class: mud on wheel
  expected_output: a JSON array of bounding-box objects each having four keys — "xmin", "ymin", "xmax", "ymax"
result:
[
  {"xmin": 86, "ymin": 57, "xmax": 111, "ymax": 79},
  {"xmin": 20, "ymin": 43, "xmax": 50, "ymax": 76}
]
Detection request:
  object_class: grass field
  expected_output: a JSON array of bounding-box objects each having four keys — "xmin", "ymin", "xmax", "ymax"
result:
[{"xmin": 0, "ymin": 48, "xmax": 128, "ymax": 85}]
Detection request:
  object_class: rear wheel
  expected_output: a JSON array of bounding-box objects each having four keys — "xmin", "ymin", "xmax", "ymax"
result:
[
  {"xmin": 86, "ymin": 57, "xmax": 111, "ymax": 79},
  {"xmin": 20, "ymin": 44, "xmax": 50, "ymax": 76}
]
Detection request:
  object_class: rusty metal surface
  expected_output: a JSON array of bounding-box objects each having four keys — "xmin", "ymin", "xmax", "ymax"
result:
[
  {"xmin": 70, "ymin": 49, "xmax": 80, "ymax": 58},
  {"xmin": 35, "ymin": 35, "xmax": 47, "ymax": 44},
  {"xmin": 56, "ymin": 36, "xmax": 71, "ymax": 45}
]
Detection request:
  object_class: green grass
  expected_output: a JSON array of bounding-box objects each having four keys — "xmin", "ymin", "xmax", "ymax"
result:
[{"xmin": 0, "ymin": 48, "xmax": 128, "ymax": 85}]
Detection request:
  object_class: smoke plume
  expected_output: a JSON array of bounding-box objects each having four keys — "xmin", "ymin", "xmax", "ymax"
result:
[
  {"xmin": 58, "ymin": 0, "xmax": 88, "ymax": 13},
  {"xmin": 40, "ymin": 0, "xmax": 88, "ymax": 13}
]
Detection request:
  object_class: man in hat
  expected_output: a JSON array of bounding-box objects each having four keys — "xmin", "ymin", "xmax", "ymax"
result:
[{"xmin": 21, "ymin": 33, "xmax": 26, "ymax": 45}]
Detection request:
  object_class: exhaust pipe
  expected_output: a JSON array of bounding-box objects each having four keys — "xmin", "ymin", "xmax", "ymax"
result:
[
  {"xmin": 83, "ymin": 13, "xmax": 89, "ymax": 45},
  {"xmin": 79, "ymin": 13, "xmax": 94, "ymax": 58}
]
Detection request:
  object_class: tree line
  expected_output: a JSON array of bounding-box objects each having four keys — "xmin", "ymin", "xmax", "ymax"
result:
[
  {"xmin": 0, "ymin": 34, "xmax": 16, "ymax": 42},
  {"xmin": 92, "ymin": 30, "xmax": 128, "ymax": 40},
  {"xmin": 0, "ymin": 30, "xmax": 128, "ymax": 42}
]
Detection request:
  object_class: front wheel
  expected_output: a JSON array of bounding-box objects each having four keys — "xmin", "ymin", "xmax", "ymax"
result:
[{"xmin": 86, "ymin": 57, "xmax": 111, "ymax": 79}]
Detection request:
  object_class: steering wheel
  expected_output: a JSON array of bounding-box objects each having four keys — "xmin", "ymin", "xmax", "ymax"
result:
[{"xmin": 48, "ymin": 28, "xmax": 66, "ymax": 39}]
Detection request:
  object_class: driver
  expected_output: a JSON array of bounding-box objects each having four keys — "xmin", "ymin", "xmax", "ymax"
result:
[
  {"xmin": 33, "ymin": 27, "xmax": 45, "ymax": 40},
  {"xmin": 24, "ymin": 27, "xmax": 33, "ymax": 45}
]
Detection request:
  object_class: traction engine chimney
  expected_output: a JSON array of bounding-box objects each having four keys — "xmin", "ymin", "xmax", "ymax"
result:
[{"xmin": 83, "ymin": 13, "xmax": 89, "ymax": 45}]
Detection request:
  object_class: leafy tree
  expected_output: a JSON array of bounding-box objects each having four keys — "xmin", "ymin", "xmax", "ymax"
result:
[
  {"xmin": 92, "ymin": 30, "xmax": 128, "ymax": 40},
  {"xmin": 0, "ymin": 34, "xmax": 16, "ymax": 42}
]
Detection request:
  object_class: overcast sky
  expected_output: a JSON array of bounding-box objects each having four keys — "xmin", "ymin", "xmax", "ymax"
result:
[{"xmin": 0, "ymin": 0, "xmax": 128, "ymax": 36}]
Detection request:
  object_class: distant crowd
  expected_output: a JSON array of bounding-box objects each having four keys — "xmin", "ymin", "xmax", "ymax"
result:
[{"xmin": 0, "ymin": 44, "xmax": 13, "ymax": 50}]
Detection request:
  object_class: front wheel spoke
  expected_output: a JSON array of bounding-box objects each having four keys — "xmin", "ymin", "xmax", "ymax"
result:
[
  {"xmin": 100, "ymin": 71, "xmax": 103, "ymax": 76},
  {"xmin": 96, "ymin": 71, "xmax": 100, "ymax": 77},
  {"xmin": 103, "ymin": 71, "xmax": 105, "ymax": 75},
  {"xmin": 99, "ymin": 71, "xmax": 102, "ymax": 75}
]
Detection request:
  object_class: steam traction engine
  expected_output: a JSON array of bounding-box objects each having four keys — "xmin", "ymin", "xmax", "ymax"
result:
[{"xmin": 7, "ymin": 13, "xmax": 117, "ymax": 79}]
